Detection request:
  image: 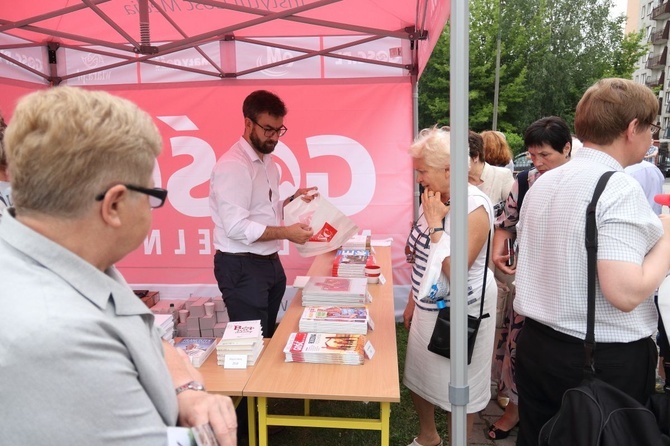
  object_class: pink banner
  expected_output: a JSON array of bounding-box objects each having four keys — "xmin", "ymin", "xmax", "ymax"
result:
[{"xmin": 0, "ymin": 81, "xmax": 414, "ymax": 289}]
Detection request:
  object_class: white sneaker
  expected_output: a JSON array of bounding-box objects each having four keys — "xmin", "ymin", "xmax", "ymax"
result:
[{"xmin": 407, "ymin": 437, "xmax": 443, "ymax": 446}]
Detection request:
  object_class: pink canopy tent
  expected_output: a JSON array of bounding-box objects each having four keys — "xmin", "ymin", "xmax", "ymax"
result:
[{"xmin": 0, "ymin": 0, "xmax": 450, "ymax": 301}]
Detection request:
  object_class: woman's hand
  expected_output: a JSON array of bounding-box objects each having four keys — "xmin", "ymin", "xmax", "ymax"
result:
[
  {"xmin": 403, "ymin": 292, "xmax": 415, "ymax": 330},
  {"xmin": 422, "ymin": 188, "xmax": 450, "ymax": 230}
]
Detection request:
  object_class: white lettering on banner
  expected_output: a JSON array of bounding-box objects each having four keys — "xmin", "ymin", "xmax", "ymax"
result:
[
  {"xmin": 0, "ymin": 50, "xmax": 43, "ymax": 71},
  {"xmin": 258, "ymin": 47, "xmax": 295, "ymax": 77},
  {"xmin": 175, "ymin": 229, "xmax": 186, "ymax": 254},
  {"xmin": 305, "ymin": 135, "xmax": 375, "ymax": 214},
  {"xmin": 166, "ymin": 135, "xmax": 217, "ymax": 217},
  {"xmin": 153, "ymin": 55, "xmax": 209, "ymax": 71},
  {"xmin": 334, "ymin": 50, "xmax": 397, "ymax": 65},
  {"xmin": 145, "ymin": 229, "xmax": 163, "ymax": 255},
  {"xmin": 143, "ymin": 229, "xmax": 288, "ymax": 256},
  {"xmin": 198, "ymin": 229, "xmax": 211, "ymax": 255}
]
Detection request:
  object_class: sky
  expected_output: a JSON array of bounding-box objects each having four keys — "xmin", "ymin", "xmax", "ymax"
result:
[{"xmin": 611, "ymin": 0, "xmax": 627, "ymax": 19}]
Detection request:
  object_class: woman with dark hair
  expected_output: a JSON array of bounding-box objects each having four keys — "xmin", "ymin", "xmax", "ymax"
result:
[{"xmin": 487, "ymin": 116, "xmax": 573, "ymax": 440}]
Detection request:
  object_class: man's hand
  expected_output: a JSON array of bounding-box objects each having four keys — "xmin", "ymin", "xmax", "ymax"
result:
[
  {"xmin": 294, "ymin": 186, "xmax": 319, "ymax": 203},
  {"xmin": 176, "ymin": 391, "xmax": 237, "ymax": 446},
  {"xmin": 285, "ymin": 222, "xmax": 313, "ymax": 244}
]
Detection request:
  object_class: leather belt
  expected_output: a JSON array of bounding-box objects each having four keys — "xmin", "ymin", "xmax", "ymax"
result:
[{"xmin": 216, "ymin": 250, "xmax": 279, "ymax": 260}]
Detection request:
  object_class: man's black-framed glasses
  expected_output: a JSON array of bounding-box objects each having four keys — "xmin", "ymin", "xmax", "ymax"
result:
[
  {"xmin": 249, "ymin": 118, "xmax": 288, "ymax": 137},
  {"xmin": 650, "ymin": 123, "xmax": 661, "ymax": 135},
  {"xmin": 95, "ymin": 184, "xmax": 168, "ymax": 209}
]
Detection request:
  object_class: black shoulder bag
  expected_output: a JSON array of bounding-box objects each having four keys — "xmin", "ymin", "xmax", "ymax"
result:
[
  {"xmin": 538, "ymin": 171, "xmax": 666, "ymax": 446},
  {"xmin": 427, "ymin": 233, "xmax": 491, "ymax": 365}
]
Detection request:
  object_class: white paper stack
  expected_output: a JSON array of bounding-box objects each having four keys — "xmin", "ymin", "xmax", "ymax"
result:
[
  {"xmin": 216, "ymin": 320, "xmax": 264, "ymax": 366},
  {"xmin": 301, "ymin": 276, "xmax": 369, "ymax": 307},
  {"xmin": 283, "ymin": 332, "xmax": 366, "ymax": 365},
  {"xmin": 340, "ymin": 234, "xmax": 372, "ymax": 251},
  {"xmin": 153, "ymin": 314, "xmax": 175, "ymax": 344},
  {"xmin": 298, "ymin": 306, "xmax": 368, "ymax": 335},
  {"xmin": 174, "ymin": 337, "xmax": 217, "ymax": 367}
]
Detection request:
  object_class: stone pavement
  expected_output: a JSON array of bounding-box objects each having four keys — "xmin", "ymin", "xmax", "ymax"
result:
[{"xmin": 470, "ymin": 395, "xmax": 518, "ymax": 446}]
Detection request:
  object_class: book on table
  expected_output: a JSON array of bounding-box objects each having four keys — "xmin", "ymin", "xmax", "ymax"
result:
[
  {"xmin": 301, "ymin": 276, "xmax": 369, "ymax": 307},
  {"xmin": 298, "ymin": 306, "xmax": 369, "ymax": 335},
  {"xmin": 216, "ymin": 320, "xmax": 264, "ymax": 366},
  {"xmin": 174, "ymin": 337, "xmax": 217, "ymax": 368},
  {"xmin": 283, "ymin": 332, "xmax": 366, "ymax": 365}
]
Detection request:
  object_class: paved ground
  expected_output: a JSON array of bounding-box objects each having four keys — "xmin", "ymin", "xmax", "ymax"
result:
[{"xmin": 470, "ymin": 394, "xmax": 518, "ymax": 446}]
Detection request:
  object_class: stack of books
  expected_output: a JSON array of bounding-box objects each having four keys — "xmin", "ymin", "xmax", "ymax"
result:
[
  {"xmin": 153, "ymin": 313, "xmax": 175, "ymax": 344},
  {"xmin": 174, "ymin": 337, "xmax": 217, "ymax": 368},
  {"xmin": 332, "ymin": 248, "xmax": 375, "ymax": 278},
  {"xmin": 283, "ymin": 332, "xmax": 366, "ymax": 365},
  {"xmin": 301, "ymin": 276, "xmax": 369, "ymax": 307},
  {"xmin": 299, "ymin": 306, "xmax": 369, "ymax": 335},
  {"xmin": 340, "ymin": 234, "xmax": 372, "ymax": 251},
  {"xmin": 216, "ymin": 320, "xmax": 264, "ymax": 366}
]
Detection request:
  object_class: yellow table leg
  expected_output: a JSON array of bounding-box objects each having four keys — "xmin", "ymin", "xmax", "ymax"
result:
[
  {"xmin": 247, "ymin": 396, "xmax": 256, "ymax": 446},
  {"xmin": 304, "ymin": 399, "xmax": 310, "ymax": 416},
  {"xmin": 381, "ymin": 402, "xmax": 390, "ymax": 446},
  {"xmin": 257, "ymin": 396, "xmax": 268, "ymax": 446}
]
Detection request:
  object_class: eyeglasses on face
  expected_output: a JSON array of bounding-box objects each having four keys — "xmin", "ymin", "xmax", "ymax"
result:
[
  {"xmin": 95, "ymin": 184, "xmax": 168, "ymax": 209},
  {"xmin": 650, "ymin": 123, "xmax": 661, "ymax": 134},
  {"xmin": 249, "ymin": 117, "xmax": 288, "ymax": 137}
]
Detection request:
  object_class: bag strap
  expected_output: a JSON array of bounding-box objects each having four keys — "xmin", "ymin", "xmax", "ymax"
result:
[
  {"xmin": 584, "ymin": 170, "xmax": 616, "ymax": 378},
  {"xmin": 516, "ymin": 169, "xmax": 530, "ymax": 214},
  {"xmin": 477, "ymin": 231, "xmax": 492, "ymax": 319}
]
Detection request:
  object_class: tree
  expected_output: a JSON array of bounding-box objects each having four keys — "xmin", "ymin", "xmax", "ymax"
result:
[{"xmin": 418, "ymin": 0, "xmax": 646, "ymax": 135}]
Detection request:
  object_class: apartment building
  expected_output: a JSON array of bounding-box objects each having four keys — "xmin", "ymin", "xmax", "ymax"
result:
[{"xmin": 632, "ymin": 0, "xmax": 670, "ymax": 171}]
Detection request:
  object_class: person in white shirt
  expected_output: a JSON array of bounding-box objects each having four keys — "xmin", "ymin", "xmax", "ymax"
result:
[
  {"xmin": 1, "ymin": 86, "xmax": 237, "ymax": 446},
  {"xmin": 514, "ymin": 78, "xmax": 670, "ymax": 446}
]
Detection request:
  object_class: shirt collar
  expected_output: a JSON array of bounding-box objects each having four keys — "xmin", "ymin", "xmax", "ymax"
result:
[
  {"xmin": 573, "ymin": 147, "xmax": 624, "ymax": 171},
  {"xmin": 0, "ymin": 210, "xmax": 151, "ymax": 317},
  {"xmin": 238, "ymin": 136, "xmax": 267, "ymax": 164}
]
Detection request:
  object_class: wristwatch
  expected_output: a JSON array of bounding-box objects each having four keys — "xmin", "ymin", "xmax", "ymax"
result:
[
  {"xmin": 428, "ymin": 227, "xmax": 444, "ymax": 235},
  {"xmin": 175, "ymin": 380, "xmax": 206, "ymax": 395}
]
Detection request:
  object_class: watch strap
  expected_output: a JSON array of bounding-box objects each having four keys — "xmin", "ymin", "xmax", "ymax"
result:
[
  {"xmin": 429, "ymin": 227, "xmax": 444, "ymax": 234},
  {"xmin": 175, "ymin": 380, "xmax": 206, "ymax": 395}
]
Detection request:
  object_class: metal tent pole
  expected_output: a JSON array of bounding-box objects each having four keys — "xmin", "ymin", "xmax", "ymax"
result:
[{"xmin": 449, "ymin": 1, "xmax": 470, "ymax": 445}]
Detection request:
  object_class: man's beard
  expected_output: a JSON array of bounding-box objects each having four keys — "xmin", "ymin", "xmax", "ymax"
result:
[{"xmin": 250, "ymin": 131, "xmax": 277, "ymax": 155}]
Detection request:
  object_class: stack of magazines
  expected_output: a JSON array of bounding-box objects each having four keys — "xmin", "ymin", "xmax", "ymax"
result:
[
  {"xmin": 216, "ymin": 320, "xmax": 264, "ymax": 366},
  {"xmin": 174, "ymin": 337, "xmax": 217, "ymax": 368},
  {"xmin": 283, "ymin": 332, "xmax": 366, "ymax": 365},
  {"xmin": 332, "ymin": 248, "xmax": 374, "ymax": 278},
  {"xmin": 301, "ymin": 276, "xmax": 368, "ymax": 307},
  {"xmin": 298, "ymin": 306, "xmax": 368, "ymax": 335}
]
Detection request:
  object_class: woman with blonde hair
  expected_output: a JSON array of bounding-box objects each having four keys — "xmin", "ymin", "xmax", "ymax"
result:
[{"xmin": 403, "ymin": 126, "xmax": 496, "ymax": 446}]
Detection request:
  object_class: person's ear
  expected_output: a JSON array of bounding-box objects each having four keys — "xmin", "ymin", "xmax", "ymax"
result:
[
  {"xmin": 99, "ymin": 184, "xmax": 126, "ymax": 228},
  {"xmin": 626, "ymin": 118, "xmax": 639, "ymax": 140},
  {"xmin": 563, "ymin": 141, "xmax": 571, "ymax": 158}
]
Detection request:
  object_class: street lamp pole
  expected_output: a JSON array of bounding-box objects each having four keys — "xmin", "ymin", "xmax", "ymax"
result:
[{"xmin": 492, "ymin": 0, "xmax": 502, "ymax": 130}]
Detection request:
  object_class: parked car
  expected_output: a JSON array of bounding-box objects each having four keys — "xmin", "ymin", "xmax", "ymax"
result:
[{"xmin": 513, "ymin": 151, "xmax": 533, "ymax": 175}]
